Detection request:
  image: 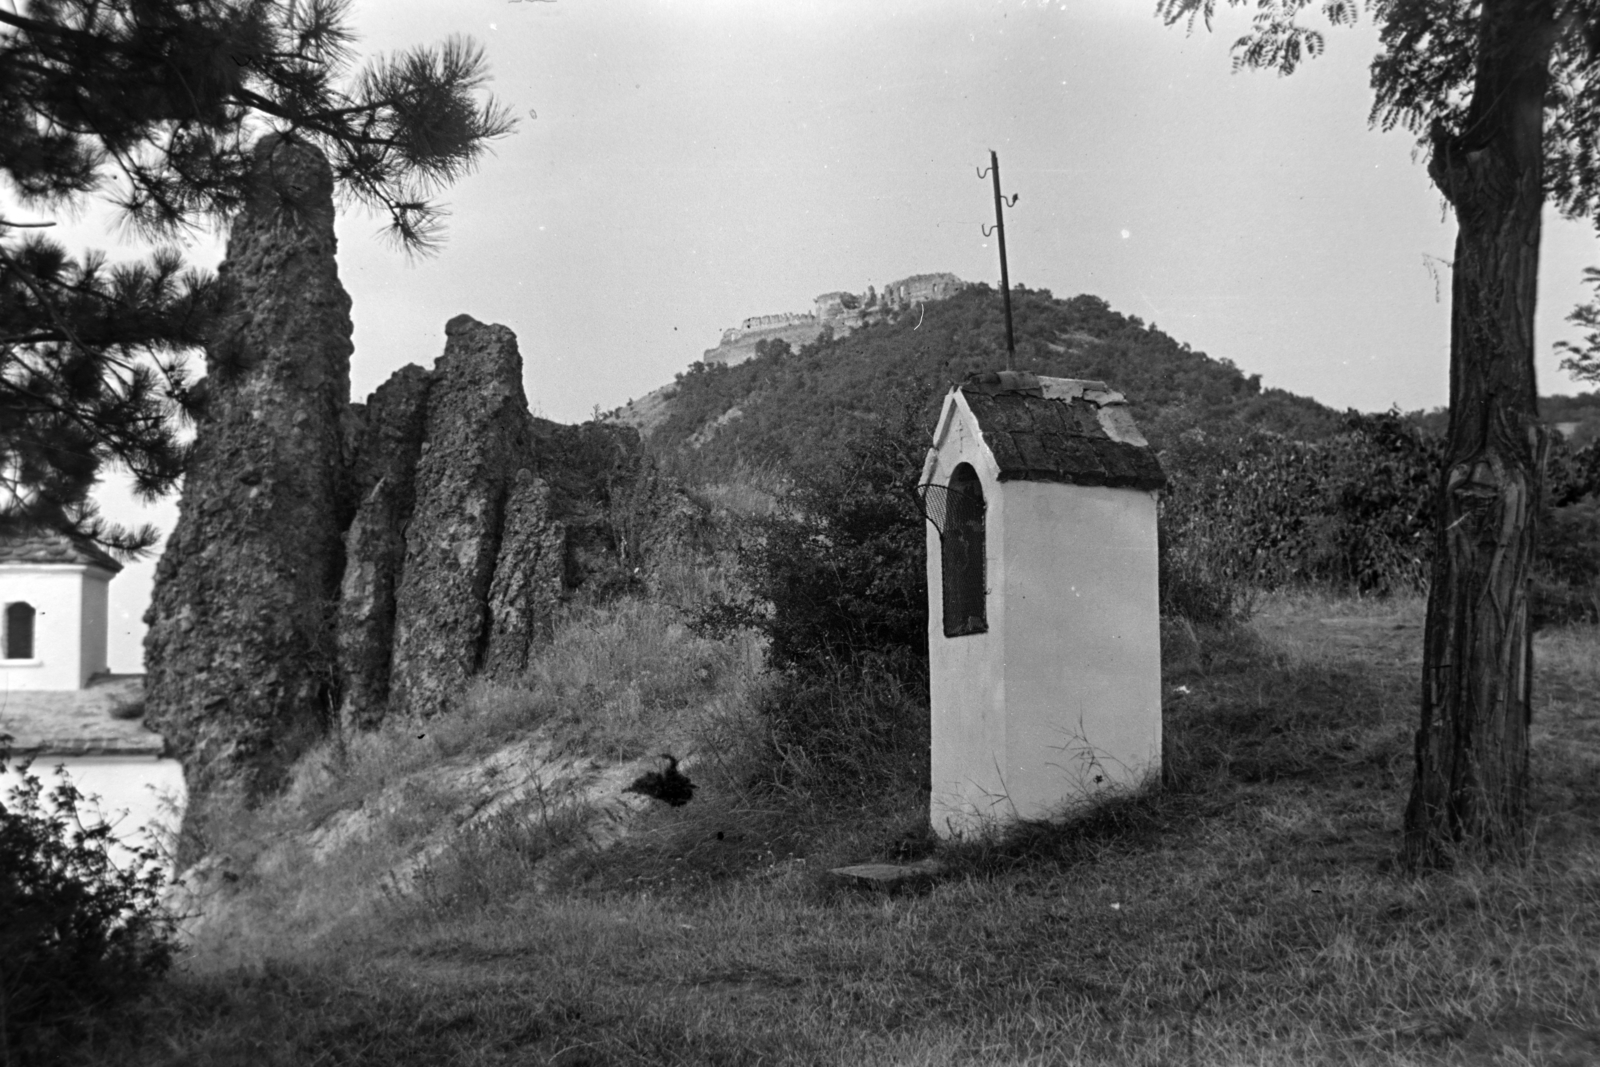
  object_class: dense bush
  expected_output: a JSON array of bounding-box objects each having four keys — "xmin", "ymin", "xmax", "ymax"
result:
[
  {"xmin": 1159, "ymin": 411, "xmax": 1441, "ymax": 598},
  {"xmin": 1157, "ymin": 508, "xmax": 1257, "ymax": 626},
  {"xmin": 1548, "ymin": 430, "xmax": 1600, "ymax": 505},
  {"xmin": 700, "ymin": 400, "xmax": 933, "ymax": 800},
  {"xmin": 729, "ymin": 398, "xmax": 932, "ymax": 675},
  {"xmin": 751, "ymin": 653, "xmax": 930, "ymax": 803},
  {"xmin": 1, "ymin": 740, "xmax": 176, "ymax": 1064},
  {"xmin": 1534, "ymin": 493, "xmax": 1600, "ymax": 624},
  {"xmin": 1159, "ymin": 410, "xmax": 1600, "ymax": 617}
]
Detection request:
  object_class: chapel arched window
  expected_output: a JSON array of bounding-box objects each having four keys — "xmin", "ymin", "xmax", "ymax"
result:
[
  {"xmin": 941, "ymin": 464, "xmax": 987, "ymax": 637},
  {"xmin": 4, "ymin": 602, "xmax": 36, "ymax": 660}
]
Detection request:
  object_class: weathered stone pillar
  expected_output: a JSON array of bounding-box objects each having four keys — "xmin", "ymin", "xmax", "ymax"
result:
[
  {"xmin": 144, "ymin": 135, "xmax": 352, "ymax": 802},
  {"xmin": 388, "ymin": 315, "xmax": 535, "ymax": 717},
  {"xmin": 482, "ymin": 469, "xmax": 567, "ymax": 678},
  {"xmin": 336, "ymin": 365, "xmax": 434, "ymax": 732}
]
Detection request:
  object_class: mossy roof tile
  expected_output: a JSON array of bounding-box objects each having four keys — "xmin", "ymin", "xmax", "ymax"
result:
[{"xmin": 959, "ymin": 372, "xmax": 1165, "ymax": 491}]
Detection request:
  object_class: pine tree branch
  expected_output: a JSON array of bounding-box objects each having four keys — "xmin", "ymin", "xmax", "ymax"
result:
[
  {"xmin": 0, "ymin": 240, "xmax": 94, "ymax": 357},
  {"xmin": 227, "ymin": 86, "xmax": 401, "ymax": 147},
  {"xmin": 0, "ymin": 8, "xmax": 103, "ymax": 45}
]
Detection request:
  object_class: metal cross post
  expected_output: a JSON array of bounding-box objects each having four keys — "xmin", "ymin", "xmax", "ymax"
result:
[{"xmin": 978, "ymin": 150, "xmax": 1019, "ymax": 370}]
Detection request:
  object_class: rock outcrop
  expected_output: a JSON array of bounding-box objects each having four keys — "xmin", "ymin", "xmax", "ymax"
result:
[
  {"xmin": 482, "ymin": 470, "xmax": 566, "ymax": 678},
  {"xmin": 144, "ymin": 135, "xmax": 352, "ymax": 801},
  {"xmin": 336, "ymin": 365, "xmax": 433, "ymax": 731},
  {"xmin": 387, "ymin": 315, "xmax": 537, "ymax": 718},
  {"xmin": 333, "ymin": 326, "xmax": 641, "ymax": 728},
  {"xmin": 531, "ymin": 419, "xmax": 650, "ymax": 598},
  {"xmin": 145, "ymin": 153, "xmax": 650, "ymax": 794}
]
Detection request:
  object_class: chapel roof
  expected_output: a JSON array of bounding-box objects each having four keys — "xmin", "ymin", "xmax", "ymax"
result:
[
  {"xmin": 0, "ymin": 529, "xmax": 124, "ymax": 573},
  {"xmin": 956, "ymin": 371, "xmax": 1166, "ymax": 491}
]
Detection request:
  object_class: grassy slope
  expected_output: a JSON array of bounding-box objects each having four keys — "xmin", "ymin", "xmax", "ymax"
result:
[{"xmin": 77, "ymin": 581, "xmax": 1600, "ymax": 1066}]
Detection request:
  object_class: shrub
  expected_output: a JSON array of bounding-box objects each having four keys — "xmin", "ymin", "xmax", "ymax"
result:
[
  {"xmin": 729, "ymin": 396, "xmax": 931, "ymax": 678},
  {"xmin": 1547, "ymin": 434, "xmax": 1600, "ymax": 505},
  {"xmin": 1, "ymin": 739, "xmax": 177, "ymax": 1064},
  {"xmin": 1157, "ymin": 513, "xmax": 1255, "ymax": 626},
  {"xmin": 1158, "ymin": 411, "xmax": 1438, "ymax": 600},
  {"xmin": 1534, "ymin": 494, "xmax": 1600, "ymax": 625},
  {"xmin": 752, "ymin": 651, "xmax": 929, "ymax": 804},
  {"xmin": 703, "ymin": 398, "xmax": 934, "ymax": 805}
]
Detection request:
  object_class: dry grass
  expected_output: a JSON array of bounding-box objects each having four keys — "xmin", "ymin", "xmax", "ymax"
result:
[
  {"xmin": 269, "ymin": 597, "xmax": 761, "ymax": 827},
  {"xmin": 72, "ymin": 590, "xmax": 1600, "ymax": 1067},
  {"xmin": 164, "ymin": 592, "xmax": 765, "ymax": 966}
]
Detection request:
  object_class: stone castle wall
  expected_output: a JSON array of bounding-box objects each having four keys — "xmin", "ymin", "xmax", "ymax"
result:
[
  {"xmin": 705, "ymin": 320, "xmax": 834, "ymax": 367},
  {"xmin": 703, "ymin": 272, "xmax": 967, "ymax": 367}
]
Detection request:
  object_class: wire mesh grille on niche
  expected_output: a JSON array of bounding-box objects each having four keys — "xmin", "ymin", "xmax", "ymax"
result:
[{"xmin": 918, "ymin": 463, "xmax": 987, "ymax": 637}]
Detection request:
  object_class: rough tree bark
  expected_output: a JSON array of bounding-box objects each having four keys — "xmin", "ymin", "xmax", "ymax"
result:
[{"xmin": 1403, "ymin": 0, "xmax": 1556, "ymax": 866}]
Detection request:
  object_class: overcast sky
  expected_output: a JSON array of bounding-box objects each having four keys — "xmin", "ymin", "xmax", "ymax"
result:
[{"xmin": 62, "ymin": 0, "xmax": 1598, "ymax": 670}]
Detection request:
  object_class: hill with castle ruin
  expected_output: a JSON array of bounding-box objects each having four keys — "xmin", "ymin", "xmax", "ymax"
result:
[{"xmin": 623, "ymin": 282, "xmax": 1352, "ymax": 479}]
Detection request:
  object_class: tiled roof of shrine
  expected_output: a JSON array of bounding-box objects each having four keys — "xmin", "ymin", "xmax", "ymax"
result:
[
  {"xmin": 0, "ymin": 530, "xmax": 124, "ymax": 573},
  {"xmin": 958, "ymin": 371, "xmax": 1166, "ymax": 491}
]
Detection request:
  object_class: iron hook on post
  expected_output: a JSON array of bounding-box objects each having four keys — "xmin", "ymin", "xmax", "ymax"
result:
[{"xmin": 978, "ymin": 149, "xmax": 1018, "ymax": 370}]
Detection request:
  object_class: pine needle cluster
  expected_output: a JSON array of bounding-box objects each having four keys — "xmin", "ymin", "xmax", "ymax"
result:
[{"xmin": 1, "ymin": 0, "xmax": 515, "ymax": 552}]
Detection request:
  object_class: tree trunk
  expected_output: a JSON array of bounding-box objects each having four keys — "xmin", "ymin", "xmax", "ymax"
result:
[{"xmin": 1403, "ymin": 0, "xmax": 1555, "ymax": 867}]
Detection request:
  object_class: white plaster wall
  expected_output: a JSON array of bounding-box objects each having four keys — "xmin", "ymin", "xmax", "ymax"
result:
[
  {"xmin": 999, "ymin": 482, "xmax": 1162, "ymax": 821},
  {"xmin": 926, "ymin": 395, "xmax": 1013, "ymax": 835},
  {"xmin": 1, "ymin": 566, "xmax": 85, "ymax": 691},
  {"xmin": 927, "ymin": 520, "xmax": 1008, "ymax": 833},
  {"xmin": 80, "ymin": 572, "xmax": 111, "ymax": 683}
]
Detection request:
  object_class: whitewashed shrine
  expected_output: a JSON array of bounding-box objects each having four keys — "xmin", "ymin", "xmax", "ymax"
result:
[
  {"xmin": 920, "ymin": 371, "xmax": 1165, "ymax": 837},
  {"xmin": 1, "ymin": 531, "xmax": 179, "ymax": 863},
  {"xmin": 1, "ymin": 530, "xmax": 121, "ymax": 691}
]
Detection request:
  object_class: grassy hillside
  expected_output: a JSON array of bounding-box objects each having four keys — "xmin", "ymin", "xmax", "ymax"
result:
[
  {"xmin": 25, "ymin": 287, "xmax": 1600, "ymax": 1066},
  {"xmin": 67, "ymin": 576, "xmax": 1600, "ymax": 1066},
  {"xmin": 34, "ymin": 456, "xmax": 1598, "ymax": 1066}
]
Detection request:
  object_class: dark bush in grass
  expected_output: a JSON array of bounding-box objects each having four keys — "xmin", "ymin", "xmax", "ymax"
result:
[
  {"xmin": 731, "ymin": 399, "xmax": 932, "ymax": 677},
  {"xmin": 752, "ymin": 651, "xmax": 930, "ymax": 803},
  {"xmin": 1157, "ymin": 511, "xmax": 1257, "ymax": 626},
  {"xmin": 700, "ymin": 398, "xmax": 934, "ymax": 807},
  {"xmin": 1534, "ymin": 494, "xmax": 1600, "ymax": 625},
  {"xmin": 1, "ymin": 739, "xmax": 177, "ymax": 1065},
  {"xmin": 1158, "ymin": 411, "xmax": 1440, "ymax": 600}
]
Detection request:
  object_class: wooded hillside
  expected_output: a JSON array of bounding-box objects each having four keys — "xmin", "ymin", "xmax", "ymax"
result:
[
  {"xmin": 644, "ymin": 284, "xmax": 1600, "ymax": 479},
  {"xmin": 650, "ymin": 285, "xmax": 1346, "ymax": 477}
]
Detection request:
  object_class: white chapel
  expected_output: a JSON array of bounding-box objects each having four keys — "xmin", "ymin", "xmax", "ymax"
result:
[{"xmin": 0, "ymin": 530, "xmax": 122, "ymax": 692}]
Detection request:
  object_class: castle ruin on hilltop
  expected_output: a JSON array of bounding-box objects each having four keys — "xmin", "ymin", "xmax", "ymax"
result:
[{"xmin": 702, "ymin": 272, "xmax": 966, "ymax": 366}]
